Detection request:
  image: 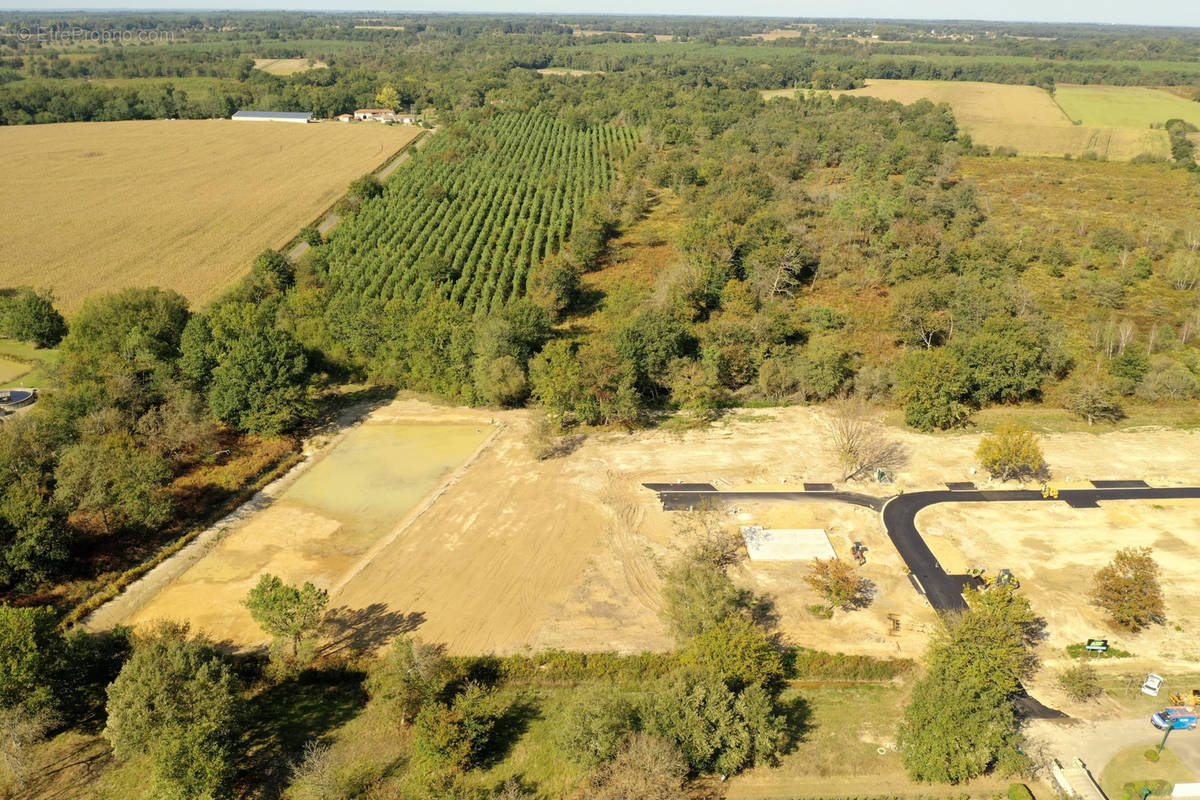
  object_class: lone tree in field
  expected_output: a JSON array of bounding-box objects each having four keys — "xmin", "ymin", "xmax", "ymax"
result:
[
  {"xmin": 243, "ymin": 574, "xmax": 329, "ymax": 660},
  {"xmin": 1062, "ymin": 375, "xmax": 1123, "ymax": 426},
  {"xmin": 1090, "ymin": 547, "xmax": 1164, "ymax": 631},
  {"xmin": 804, "ymin": 557, "xmax": 872, "ymax": 615},
  {"xmin": 975, "ymin": 422, "xmax": 1046, "ymax": 482},
  {"xmin": 825, "ymin": 399, "xmax": 908, "ymax": 482}
]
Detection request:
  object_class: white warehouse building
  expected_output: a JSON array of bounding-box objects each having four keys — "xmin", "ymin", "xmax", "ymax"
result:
[{"xmin": 232, "ymin": 110, "xmax": 313, "ymax": 124}]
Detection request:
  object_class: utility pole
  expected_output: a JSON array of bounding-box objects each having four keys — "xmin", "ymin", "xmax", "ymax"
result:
[{"xmin": 1157, "ymin": 725, "xmax": 1172, "ymax": 754}]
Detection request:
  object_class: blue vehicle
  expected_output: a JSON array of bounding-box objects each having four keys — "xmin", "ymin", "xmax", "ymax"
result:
[{"xmin": 1151, "ymin": 707, "xmax": 1198, "ymax": 731}]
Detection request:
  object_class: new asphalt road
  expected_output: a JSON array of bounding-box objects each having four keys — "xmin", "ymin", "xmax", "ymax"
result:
[
  {"xmin": 649, "ymin": 481, "xmax": 1200, "ymax": 719},
  {"xmin": 651, "ymin": 482, "xmax": 1200, "ymax": 614}
]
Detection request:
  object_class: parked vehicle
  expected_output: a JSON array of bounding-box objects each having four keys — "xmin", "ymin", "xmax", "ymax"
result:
[
  {"xmin": 1151, "ymin": 707, "xmax": 1198, "ymax": 731},
  {"xmin": 1143, "ymin": 673, "xmax": 1165, "ymax": 696}
]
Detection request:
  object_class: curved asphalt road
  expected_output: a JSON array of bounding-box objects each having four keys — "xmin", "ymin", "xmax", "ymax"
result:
[
  {"xmin": 655, "ymin": 484, "xmax": 1200, "ymax": 614},
  {"xmin": 650, "ymin": 483, "xmax": 1200, "ymax": 719},
  {"xmin": 884, "ymin": 487, "xmax": 1200, "ymax": 613}
]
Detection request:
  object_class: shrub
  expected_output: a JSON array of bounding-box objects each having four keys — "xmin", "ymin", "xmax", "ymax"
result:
[
  {"xmin": 1065, "ymin": 643, "xmax": 1133, "ymax": 659},
  {"xmin": 976, "ymin": 422, "xmax": 1046, "ymax": 482},
  {"xmin": 1057, "ymin": 662, "xmax": 1102, "ymax": 702},
  {"xmin": 1144, "ymin": 749, "xmax": 1160, "ymax": 763},
  {"xmin": 555, "ymin": 691, "xmax": 639, "ymax": 767}
]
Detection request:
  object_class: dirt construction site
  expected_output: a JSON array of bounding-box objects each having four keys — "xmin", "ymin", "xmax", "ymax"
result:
[{"xmin": 85, "ymin": 398, "xmax": 1200, "ymax": 670}]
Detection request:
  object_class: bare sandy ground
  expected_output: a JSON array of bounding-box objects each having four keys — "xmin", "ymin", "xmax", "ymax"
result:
[{"xmin": 87, "ymin": 398, "xmax": 1200, "ymax": 660}]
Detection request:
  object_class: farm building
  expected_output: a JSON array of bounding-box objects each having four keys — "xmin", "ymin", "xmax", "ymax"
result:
[
  {"xmin": 232, "ymin": 110, "xmax": 312, "ymax": 124},
  {"xmin": 354, "ymin": 108, "xmax": 395, "ymax": 121},
  {"xmin": 336, "ymin": 113, "xmax": 354, "ymax": 122},
  {"xmin": 353, "ymin": 108, "xmax": 418, "ymax": 123}
]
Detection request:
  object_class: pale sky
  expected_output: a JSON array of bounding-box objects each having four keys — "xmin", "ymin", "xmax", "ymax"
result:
[{"xmin": 3, "ymin": 0, "xmax": 1199, "ymax": 28}]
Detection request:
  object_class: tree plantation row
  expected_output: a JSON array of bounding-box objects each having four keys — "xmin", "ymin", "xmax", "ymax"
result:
[{"xmin": 323, "ymin": 113, "xmax": 636, "ymax": 314}]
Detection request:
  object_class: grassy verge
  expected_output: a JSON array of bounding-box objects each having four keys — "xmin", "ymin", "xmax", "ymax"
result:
[{"xmin": 1100, "ymin": 745, "xmax": 1196, "ymax": 800}]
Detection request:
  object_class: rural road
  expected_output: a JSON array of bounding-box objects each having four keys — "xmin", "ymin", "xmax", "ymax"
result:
[{"xmin": 287, "ymin": 127, "xmax": 435, "ymax": 261}]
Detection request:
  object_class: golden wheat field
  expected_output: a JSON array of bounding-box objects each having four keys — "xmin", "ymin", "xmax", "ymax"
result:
[
  {"xmin": 765, "ymin": 80, "xmax": 1171, "ymax": 160},
  {"xmin": 0, "ymin": 119, "xmax": 420, "ymax": 309}
]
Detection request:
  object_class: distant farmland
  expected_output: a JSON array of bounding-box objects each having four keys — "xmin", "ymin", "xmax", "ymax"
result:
[
  {"xmin": 0, "ymin": 119, "xmax": 419, "ymax": 309},
  {"xmin": 1053, "ymin": 84, "xmax": 1200, "ymax": 128},
  {"xmin": 764, "ymin": 80, "xmax": 1173, "ymax": 160},
  {"xmin": 253, "ymin": 57, "xmax": 329, "ymax": 75}
]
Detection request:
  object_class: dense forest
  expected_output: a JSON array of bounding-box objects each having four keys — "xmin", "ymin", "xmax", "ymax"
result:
[{"xmin": 3, "ymin": 12, "xmax": 1200, "ymax": 124}]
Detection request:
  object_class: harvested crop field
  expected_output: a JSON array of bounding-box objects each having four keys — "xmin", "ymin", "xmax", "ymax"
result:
[
  {"xmin": 0, "ymin": 119, "xmax": 421, "ymax": 309},
  {"xmin": 767, "ymin": 79, "xmax": 1172, "ymax": 159},
  {"xmin": 252, "ymin": 57, "xmax": 328, "ymax": 74}
]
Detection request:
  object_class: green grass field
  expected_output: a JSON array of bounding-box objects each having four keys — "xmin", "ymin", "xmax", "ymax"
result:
[
  {"xmin": 1054, "ymin": 85, "xmax": 1200, "ymax": 128},
  {"xmin": 774, "ymin": 80, "xmax": 1173, "ymax": 159},
  {"xmin": 0, "ymin": 339, "xmax": 59, "ymax": 389},
  {"xmin": 1100, "ymin": 745, "xmax": 1196, "ymax": 800}
]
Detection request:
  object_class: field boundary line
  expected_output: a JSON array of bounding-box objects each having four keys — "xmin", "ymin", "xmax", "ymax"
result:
[
  {"xmin": 1046, "ymin": 88, "xmax": 1077, "ymax": 124},
  {"xmin": 284, "ymin": 127, "xmax": 429, "ymax": 259},
  {"xmin": 326, "ymin": 421, "xmax": 505, "ymax": 601}
]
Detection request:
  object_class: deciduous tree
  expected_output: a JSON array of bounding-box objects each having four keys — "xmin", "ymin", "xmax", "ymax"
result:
[
  {"xmin": 804, "ymin": 557, "xmax": 872, "ymax": 614},
  {"xmin": 1090, "ymin": 547, "xmax": 1164, "ymax": 631},
  {"xmin": 975, "ymin": 422, "xmax": 1046, "ymax": 482},
  {"xmin": 893, "ymin": 348, "xmax": 972, "ymax": 431},
  {"xmin": 0, "ymin": 605, "xmax": 64, "ymax": 714},
  {"xmin": 825, "ymin": 400, "xmax": 908, "ymax": 482},
  {"xmin": 366, "ymin": 636, "xmax": 449, "ymax": 727},
  {"xmin": 104, "ymin": 624, "xmax": 239, "ymax": 800},
  {"xmin": 1062, "ymin": 375, "xmax": 1123, "ymax": 425},
  {"xmin": 584, "ymin": 733, "xmax": 689, "ymax": 800},
  {"xmin": 660, "ymin": 558, "xmax": 751, "ymax": 643},
  {"xmin": 556, "ymin": 690, "xmax": 639, "ymax": 767},
  {"xmin": 53, "ymin": 433, "xmax": 173, "ymax": 534}
]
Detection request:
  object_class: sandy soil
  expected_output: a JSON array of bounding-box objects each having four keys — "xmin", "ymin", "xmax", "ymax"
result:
[
  {"xmin": 920, "ymin": 496, "xmax": 1200, "ymax": 669},
  {"xmin": 87, "ymin": 398, "xmax": 1200, "ymax": 661},
  {"xmin": 96, "ymin": 402, "xmax": 492, "ymax": 647}
]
